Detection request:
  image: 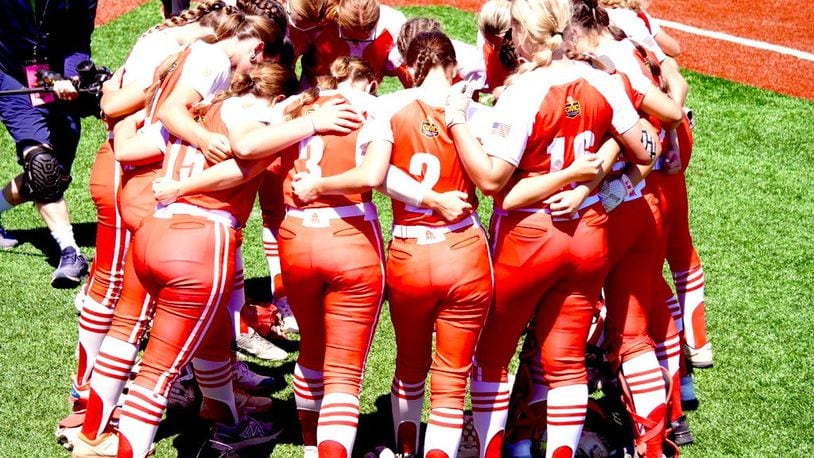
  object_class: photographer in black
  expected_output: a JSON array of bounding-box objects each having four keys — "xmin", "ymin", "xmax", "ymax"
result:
[{"xmin": 0, "ymin": 0, "xmax": 97, "ymax": 288}]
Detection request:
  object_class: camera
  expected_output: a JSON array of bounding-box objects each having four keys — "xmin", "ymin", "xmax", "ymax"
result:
[{"xmin": 75, "ymin": 60, "xmax": 112, "ymax": 96}]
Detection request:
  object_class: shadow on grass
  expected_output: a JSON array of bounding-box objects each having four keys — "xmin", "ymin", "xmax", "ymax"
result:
[
  {"xmin": 353, "ymin": 393, "xmax": 405, "ymax": 456},
  {"xmin": 7, "ymin": 221, "xmax": 97, "ymax": 266}
]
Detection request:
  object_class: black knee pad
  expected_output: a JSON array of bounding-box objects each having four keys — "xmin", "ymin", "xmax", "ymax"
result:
[{"xmin": 20, "ymin": 144, "xmax": 72, "ymax": 203}]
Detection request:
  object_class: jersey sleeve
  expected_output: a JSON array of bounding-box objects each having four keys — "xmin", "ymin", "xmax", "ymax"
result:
[
  {"xmin": 220, "ymin": 97, "xmax": 283, "ymax": 134},
  {"xmin": 481, "ymin": 80, "xmax": 537, "ymax": 167},
  {"xmin": 179, "ymin": 44, "xmax": 231, "ymax": 99},
  {"xmin": 610, "ymin": 42, "xmax": 657, "ymax": 99},
  {"xmin": 123, "ymin": 32, "xmax": 181, "ymax": 90},
  {"xmin": 453, "ymin": 40, "xmax": 488, "ymax": 90},
  {"xmin": 590, "ymin": 71, "xmax": 640, "ymax": 135}
]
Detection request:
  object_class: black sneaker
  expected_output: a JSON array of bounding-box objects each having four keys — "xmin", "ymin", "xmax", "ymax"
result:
[
  {"xmin": 51, "ymin": 247, "xmax": 89, "ymax": 289},
  {"xmin": 669, "ymin": 415, "xmax": 694, "ymax": 446},
  {"xmin": 208, "ymin": 415, "xmax": 283, "ymax": 455},
  {"xmin": 0, "ymin": 224, "xmax": 19, "ymax": 249}
]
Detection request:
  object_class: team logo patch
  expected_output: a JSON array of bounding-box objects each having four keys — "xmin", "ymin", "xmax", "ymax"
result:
[
  {"xmin": 421, "ymin": 120, "xmax": 440, "ymax": 138},
  {"xmin": 565, "ymin": 97, "xmax": 581, "ymax": 119}
]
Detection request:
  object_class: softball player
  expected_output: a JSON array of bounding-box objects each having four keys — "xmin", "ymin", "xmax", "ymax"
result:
[
  {"xmin": 446, "ymin": 0, "xmax": 655, "ymax": 454},
  {"xmin": 293, "ymin": 32, "xmax": 494, "ymax": 457},
  {"xmin": 299, "ymin": 0, "xmax": 406, "ymax": 86},
  {"xmin": 274, "ymin": 57, "xmax": 384, "ymax": 458},
  {"xmin": 74, "ymin": 16, "xmax": 288, "ymax": 457}
]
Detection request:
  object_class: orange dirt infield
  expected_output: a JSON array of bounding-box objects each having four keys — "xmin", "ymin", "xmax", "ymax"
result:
[{"xmin": 96, "ymin": 0, "xmax": 814, "ymax": 101}]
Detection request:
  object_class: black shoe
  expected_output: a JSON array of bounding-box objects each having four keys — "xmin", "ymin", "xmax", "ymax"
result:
[
  {"xmin": 669, "ymin": 415, "xmax": 694, "ymax": 446},
  {"xmin": 208, "ymin": 415, "xmax": 282, "ymax": 455},
  {"xmin": 51, "ymin": 247, "xmax": 89, "ymax": 289}
]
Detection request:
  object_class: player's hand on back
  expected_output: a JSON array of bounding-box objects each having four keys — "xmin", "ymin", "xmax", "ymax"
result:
[
  {"xmin": 291, "ymin": 171, "xmax": 321, "ymax": 203},
  {"xmin": 423, "ymin": 190, "xmax": 473, "ymax": 222},
  {"xmin": 310, "ymin": 98, "xmax": 364, "ymax": 135},
  {"xmin": 200, "ymin": 131, "xmax": 232, "ymax": 164}
]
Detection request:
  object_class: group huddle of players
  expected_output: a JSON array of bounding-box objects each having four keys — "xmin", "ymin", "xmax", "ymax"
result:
[{"xmin": 55, "ymin": 0, "xmax": 714, "ymax": 457}]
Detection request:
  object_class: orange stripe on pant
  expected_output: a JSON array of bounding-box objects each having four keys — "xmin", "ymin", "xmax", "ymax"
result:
[
  {"xmin": 87, "ymin": 139, "xmax": 129, "ymax": 307},
  {"xmin": 387, "ymin": 224, "xmax": 492, "ymax": 410}
]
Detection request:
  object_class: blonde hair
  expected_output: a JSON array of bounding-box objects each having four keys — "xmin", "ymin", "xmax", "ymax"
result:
[
  {"xmin": 477, "ymin": 0, "xmax": 511, "ymax": 38},
  {"xmin": 397, "ymin": 17, "xmax": 442, "ymax": 57},
  {"xmin": 509, "ymin": 0, "xmax": 571, "ymax": 77},
  {"xmin": 145, "ymin": 13, "xmax": 286, "ymax": 114},
  {"xmin": 289, "ymin": 0, "xmax": 338, "ymax": 25},
  {"xmin": 316, "ymin": 56, "xmax": 378, "ymax": 93},
  {"xmin": 599, "ymin": 0, "xmax": 643, "ymax": 11},
  {"xmin": 336, "ymin": 0, "xmax": 380, "ymax": 33}
]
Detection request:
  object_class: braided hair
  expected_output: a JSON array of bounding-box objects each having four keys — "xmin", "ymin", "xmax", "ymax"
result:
[
  {"xmin": 506, "ymin": 0, "xmax": 571, "ymax": 84},
  {"xmin": 236, "ymin": 0, "xmax": 288, "ymax": 32},
  {"xmin": 405, "ymin": 31, "xmax": 457, "ymax": 87},
  {"xmin": 151, "ymin": 0, "xmax": 235, "ymax": 32}
]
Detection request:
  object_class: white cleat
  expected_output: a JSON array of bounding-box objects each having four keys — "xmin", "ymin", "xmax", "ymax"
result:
[
  {"xmin": 684, "ymin": 342, "xmax": 713, "ymax": 369},
  {"xmin": 236, "ymin": 327, "xmax": 288, "ymax": 361},
  {"xmin": 275, "ymin": 296, "xmax": 299, "ymax": 334}
]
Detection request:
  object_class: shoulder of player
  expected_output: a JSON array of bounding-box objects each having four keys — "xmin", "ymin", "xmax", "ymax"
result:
[
  {"xmin": 221, "ymin": 95, "xmax": 280, "ymax": 127},
  {"xmin": 378, "ymin": 5, "xmax": 407, "ymax": 34},
  {"xmin": 369, "ymin": 88, "xmax": 420, "ymax": 120}
]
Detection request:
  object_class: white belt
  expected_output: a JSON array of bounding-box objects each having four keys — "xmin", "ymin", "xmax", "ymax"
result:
[
  {"xmin": 392, "ymin": 214, "xmax": 479, "ymax": 245},
  {"xmin": 285, "ymin": 202, "xmax": 378, "ymax": 228},
  {"xmin": 495, "ymin": 195, "xmax": 601, "ymax": 220},
  {"xmin": 154, "ymin": 202, "xmax": 238, "ymax": 228}
]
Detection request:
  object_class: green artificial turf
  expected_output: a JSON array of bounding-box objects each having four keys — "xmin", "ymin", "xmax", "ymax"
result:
[{"xmin": 0, "ymin": 2, "xmax": 812, "ymax": 456}]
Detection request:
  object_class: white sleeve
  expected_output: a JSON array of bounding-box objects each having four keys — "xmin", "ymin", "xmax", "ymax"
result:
[
  {"xmin": 357, "ymin": 102, "xmax": 395, "ymax": 147},
  {"xmin": 380, "ymin": 6, "xmax": 407, "ymax": 72},
  {"xmin": 645, "ymin": 12, "xmax": 662, "ymax": 36},
  {"xmin": 179, "ymin": 45, "xmax": 232, "ymax": 99},
  {"xmin": 602, "ymin": 76, "xmax": 640, "ymax": 135},
  {"xmin": 380, "ymin": 165, "xmax": 426, "ymax": 207},
  {"xmin": 453, "ymin": 40, "xmax": 487, "ymax": 90},
  {"xmin": 137, "ymin": 121, "xmax": 170, "ymax": 154},
  {"xmin": 612, "ymin": 43, "xmax": 656, "ymax": 97},
  {"xmin": 481, "ymin": 82, "xmax": 537, "ymax": 167},
  {"xmin": 122, "ymin": 32, "xmax": 182, "ymax": 90}
]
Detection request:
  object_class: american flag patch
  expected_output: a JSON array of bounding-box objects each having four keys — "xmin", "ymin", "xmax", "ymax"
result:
[{"xmin": 490, "ymin": 122, "xmax": 511, "ymax": 138}]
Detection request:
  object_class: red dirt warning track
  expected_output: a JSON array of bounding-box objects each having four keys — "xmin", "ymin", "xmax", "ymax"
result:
[{"xmin": 96, "ymin": 0, "xmax": 814, "ymax": 101}]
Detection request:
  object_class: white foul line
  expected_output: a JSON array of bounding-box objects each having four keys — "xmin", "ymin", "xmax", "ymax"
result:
[{"xmin": 654, "ymin": 18, "xmax": 814, "ymax": 63}]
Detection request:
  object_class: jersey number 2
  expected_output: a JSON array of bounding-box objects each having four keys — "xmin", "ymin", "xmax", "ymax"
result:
[{"xmin": 405, "ymin": 152, "xmax": 441, "ymax": 215}]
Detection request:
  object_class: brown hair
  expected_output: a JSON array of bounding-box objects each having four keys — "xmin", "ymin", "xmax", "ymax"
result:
[
  {"xmin": 151, "ymin": 0, "xmax": 237, "ymax": 33},
  {"xmin": 145, "ymin": 13, "xmax": 286, "ymax": 113},
  {"xmin": 236, "ymin": 0, "xmax": 288, "ymax": 32},
  {"xmin": 571, "ymin": 0, "xmax": 611, "ymax": 33},
  {"xmin": 599, "ymin": 0, "xmax": 643, "ymax": 11},
  {"xmin": 405, "ymin": 31, "xmax": 457, "ymax": 87},
  {"xmin": 397, "ymin": 17, "xmax": 442, "ymax": 57},
  {"xmin": 316, "ymin": 56, "xmax": 377, "ymax": 93},
  {"xmin": 336, "ymin": 0, "xmax": 380, "ymax": 34},
  {"xmin": 193, "ymin": 62, "xmax": 300, "ymax": 118}
]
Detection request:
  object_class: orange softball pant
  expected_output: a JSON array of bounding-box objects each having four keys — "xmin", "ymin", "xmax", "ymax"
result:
[
  {"xmin": 387, "ymin": 221, "xmax": 493, "ymax": 409},
  {"xmin": 278, "ymin": 207, "xmax": 386, "ymax": 396},
  {"xmin": 474, "ymin": 205, "xmax": 609, "ymax": 388}
]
